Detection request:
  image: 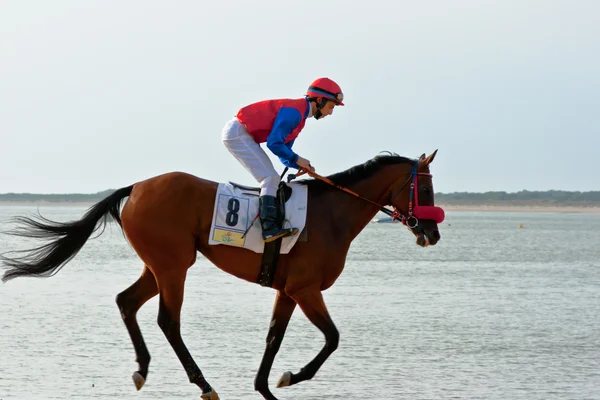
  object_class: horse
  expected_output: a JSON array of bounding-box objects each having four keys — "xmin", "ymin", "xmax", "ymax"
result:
[{"xmin": 1, "ymin": 150, "xmax": 444, "ymax": 400}]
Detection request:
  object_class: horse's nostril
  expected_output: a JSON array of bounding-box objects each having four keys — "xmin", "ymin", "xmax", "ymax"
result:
[{"xmin": 433, "ymin": 230, "xmax": 441, "ymax": 240}]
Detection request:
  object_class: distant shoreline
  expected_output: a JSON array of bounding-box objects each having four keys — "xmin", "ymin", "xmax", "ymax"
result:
[
  {"xmin": 0, "ymin": 201, "xmax": 97, "ymax": 207},
  {"xmin": 439, "ymin": 204, "xmax": 600, "ymax": 214},
  {"xmin": 1, "ymin": 201, "xmax": 599, "ymax": 215},
  {"xmin": 1, "ymin": 189, "xmax": 599, "ymax": 212}
]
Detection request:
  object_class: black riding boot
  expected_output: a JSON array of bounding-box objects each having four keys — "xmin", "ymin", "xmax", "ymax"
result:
[{"xmin": 259, "ymin": 195, "xmax": 298, "ymax": 242}]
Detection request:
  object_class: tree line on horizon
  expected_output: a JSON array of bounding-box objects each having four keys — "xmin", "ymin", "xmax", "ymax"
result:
[
  {"xmin": 436, "ymin": 190, "xmax": 600, "ymax": 205},
  {"xmin": 1, "ymin": 189, "xmax": 599, "ymax": 205}
]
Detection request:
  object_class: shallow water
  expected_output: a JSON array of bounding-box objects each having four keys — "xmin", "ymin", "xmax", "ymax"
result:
[{"xmin": 1, "ymin": 206, "xmax": 598, "ymax": 399}]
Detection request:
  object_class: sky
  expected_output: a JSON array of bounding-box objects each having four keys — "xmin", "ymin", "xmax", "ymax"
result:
[{"xmin": 1, "ymin": 0, "xmax": 598, "ymax": 194}]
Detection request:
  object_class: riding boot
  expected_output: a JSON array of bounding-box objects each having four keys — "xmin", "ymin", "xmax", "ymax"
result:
[{"xmin": 259, "ymin": 195, "xmax": 298, "ymax": 243}]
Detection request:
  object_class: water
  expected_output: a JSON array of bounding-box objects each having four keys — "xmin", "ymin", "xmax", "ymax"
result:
[{"xmin": 0, "ymin": 206, "xmax": 598, "ymax": 400}]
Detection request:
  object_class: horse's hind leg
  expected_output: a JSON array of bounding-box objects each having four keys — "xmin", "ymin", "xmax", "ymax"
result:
[
  {"xmin": 254, "ymin": 290, "xmax": 297, "ymax": 400},
  {"xmin": 155, "ymin": 267, "xmax": 219, "ymax": 400},
  {"xmin": 115, "ymin": 266, "xmax": 158, "ymax": 390},
  {"xmin": 277, "ymin": 289, "xmax": 339, "ymax": 389}
]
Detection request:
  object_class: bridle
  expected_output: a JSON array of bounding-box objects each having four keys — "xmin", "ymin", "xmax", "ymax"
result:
[{"xmin": 387, "ymin": 162, "xmax": 445, "ymax": 230}]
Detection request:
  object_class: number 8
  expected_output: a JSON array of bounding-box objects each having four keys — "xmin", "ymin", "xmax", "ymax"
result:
[{"xmin": 226, "ymin": 198, "xmax": 240, "ymax": 227}]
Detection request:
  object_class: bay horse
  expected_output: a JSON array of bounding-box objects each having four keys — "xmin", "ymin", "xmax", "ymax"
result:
[{"xmin": 1, "ymin": 150, "xmax": 444, "ymax": 400}]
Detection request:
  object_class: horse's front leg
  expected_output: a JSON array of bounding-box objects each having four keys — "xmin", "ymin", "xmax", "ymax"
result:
[
  {"xmin": 254, "ymin": 290, "xmax": 297, "ymax": 400},
  {"xmin": 277, "ymin": 289, "xmax": 339, "ymax": 389}
]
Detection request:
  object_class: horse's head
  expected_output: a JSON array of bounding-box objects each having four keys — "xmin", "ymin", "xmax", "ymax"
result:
[{"xmin": 388, "ymin": 150, "xmax": 444, "ymax": 247}]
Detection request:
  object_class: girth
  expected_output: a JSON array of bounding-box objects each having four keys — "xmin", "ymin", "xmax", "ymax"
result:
[{"xmin": 257, "ymin": 182, "xmax": 292, "ymax": 287}]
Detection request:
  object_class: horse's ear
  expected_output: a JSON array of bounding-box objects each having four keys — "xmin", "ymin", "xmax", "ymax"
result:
[
  {"xmin": 421, "ymin": 149, "xmax": 438, "ymax": 166},
  {"xmin": 419, "ymin": 153, "xmax": 426, "ymax": 161}
]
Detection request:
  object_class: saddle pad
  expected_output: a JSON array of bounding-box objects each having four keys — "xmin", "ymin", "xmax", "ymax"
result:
[{"xmin": 208, "ymin": 182, "xmax": 308, "ymax": 254}]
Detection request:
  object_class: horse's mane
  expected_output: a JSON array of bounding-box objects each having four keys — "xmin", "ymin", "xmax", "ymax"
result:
[{"xmin": 297, "ymin": 152, "xmax": 415, "ymax": 192}]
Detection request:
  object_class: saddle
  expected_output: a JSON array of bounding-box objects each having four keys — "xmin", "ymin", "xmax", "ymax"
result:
[{"xmin": 228, "ymin": 181, "xmax": 293, "ymax": 203}]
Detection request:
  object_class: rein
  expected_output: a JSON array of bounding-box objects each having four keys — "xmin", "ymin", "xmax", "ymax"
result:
[
  {"xmin": 287, "ymin": 161, "xmax": 444, "ymax": 228},
  {"xmin": 290, "ymin": 169, "xmax": 394, "ymax": 213}
]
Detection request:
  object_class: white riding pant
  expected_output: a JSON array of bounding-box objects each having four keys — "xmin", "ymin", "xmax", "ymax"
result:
[{"xmin": 221, "ymin": 117, "xmax": 280, "ymax": 197}]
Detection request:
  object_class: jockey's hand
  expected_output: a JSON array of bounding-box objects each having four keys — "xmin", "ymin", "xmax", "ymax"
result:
[{"xmin": 297, "ymin": 156, "xmax": 315, "ymax": 172}]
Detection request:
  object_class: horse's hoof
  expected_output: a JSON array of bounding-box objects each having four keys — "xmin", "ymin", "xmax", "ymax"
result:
[
  {"xmin": 276, "ymin": 371, "xmax": 291, "ymax": 388},
  {"xmin": 132, "ymin": 371, "xmax": 145, "ymax": 391},
  {"xmin": 201, "ymin": 390, "xmax": 220, "ymax": 400}
]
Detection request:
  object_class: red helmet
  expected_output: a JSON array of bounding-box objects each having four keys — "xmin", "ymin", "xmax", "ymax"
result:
[{"xmin": 306, "ymin": 77, "xmax": 344, "ymax": 106}]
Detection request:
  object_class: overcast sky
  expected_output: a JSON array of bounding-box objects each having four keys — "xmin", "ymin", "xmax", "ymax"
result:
[{"xmin": 1, "ymin": 0, "xmax": 598, "ymax": 194}]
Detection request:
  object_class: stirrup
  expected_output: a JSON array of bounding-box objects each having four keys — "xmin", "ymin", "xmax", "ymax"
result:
[{"xmin": 263, "ymin": 227, "xmax": 299, "ymax": 243}]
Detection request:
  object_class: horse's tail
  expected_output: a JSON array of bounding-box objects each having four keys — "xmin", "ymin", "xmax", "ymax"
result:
[{"xmin": 1, "ymin": 185, "xmax": 133, "ymax": 282}]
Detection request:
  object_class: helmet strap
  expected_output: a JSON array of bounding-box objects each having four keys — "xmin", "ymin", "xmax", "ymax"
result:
[{"xmin": 312, "ymin": 98, "xmax": 326, "ymax": 120}]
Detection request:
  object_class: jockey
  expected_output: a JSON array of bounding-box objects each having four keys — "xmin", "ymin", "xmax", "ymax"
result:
[{"xmin": 222, "ymin": 77, "xmax": 344, "ymax": 243}]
